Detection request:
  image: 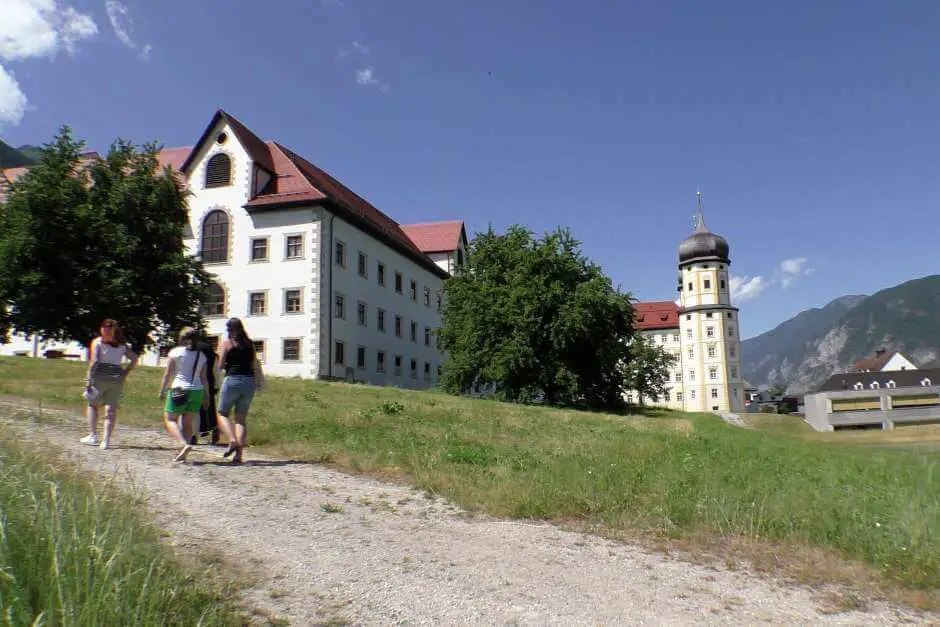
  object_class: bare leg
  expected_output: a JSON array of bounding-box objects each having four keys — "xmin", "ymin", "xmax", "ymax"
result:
[
  {"xmin": 231, "ymin": 411, "xmax": 248, "ymax": 463},
  {"xmin": 87, "ymin": 402, "xmax": 99, "ymax": 437},
  {"xmin": 163, "ymin": 412, "xmax": 188, "ymax": 445},
  {"xmin": 215, "ymin": 412, "xmax": 237, "ymax": 445},
  {"xmin": 102, "ymin": 405, "xmax": 117, "ymax": 447}
]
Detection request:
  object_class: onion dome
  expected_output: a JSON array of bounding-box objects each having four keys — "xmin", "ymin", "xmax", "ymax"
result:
[{"xmin": 678, "ymin": 193, "xmax": 730, "ymax": 265}]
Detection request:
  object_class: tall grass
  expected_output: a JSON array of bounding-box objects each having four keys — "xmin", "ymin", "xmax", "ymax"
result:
[
  {"xmin": 1, "ymin": 357, "xmax": 939, "ymax": 591},
  {"xmin": 0, "ymin": 439, "xmax": 239, "ymax": 625}
]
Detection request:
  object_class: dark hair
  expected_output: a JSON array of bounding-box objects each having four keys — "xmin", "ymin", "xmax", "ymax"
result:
[
  {"xmin": 100, "ymin": 318, "xmax": 125, "ymax": 347},
  {"xmin": 178, "ymin": 326, "xmax": 199, "ymax": 351},
  {"xmin": 225, "ymin": 318, "xmax": 252, "ymax": 349}
]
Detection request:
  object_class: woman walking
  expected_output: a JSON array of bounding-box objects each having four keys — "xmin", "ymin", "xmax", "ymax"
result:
[
  {"xmin": 82, "ymin": 318, "xmax": 138, "ymax": 449},
  {"xmin": 216, "ymin": 318, "xmax": 263, "ymax": 464},
  {"xmin": 159, "ymin": 327, "xmax": 208, "ymax": 462}
]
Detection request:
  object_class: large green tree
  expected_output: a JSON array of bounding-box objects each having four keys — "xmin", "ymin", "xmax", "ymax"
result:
[
  {"xmin": 623, "ymin": 336, "xmax": 677, "ymax": 406},
  {"xmin": 0, "ymin": 127, "xmax": 208, "ymax": 351},
  {"xmin": 439, "ymin": 225, "xmax": 635, "ymax": 410}
]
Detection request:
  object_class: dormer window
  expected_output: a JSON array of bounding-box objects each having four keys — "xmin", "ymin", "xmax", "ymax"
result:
[
  {"xmin": 921, "ymin": 378, "xmax": 932, "ymax": 387},
  {"xmin": 205, "ymin": 153, "xmax": 232, "ymax": 188},
  {"xmin": 853, "ymin": 382, "xmax": 864, "ymax": 391},
  {"xmin": 870, "ymin": 381, "xmax": 880, "ymax": 389},
  {"xmin": 886, "ymin": 380, "xmax": 896, "ymax": 388}
]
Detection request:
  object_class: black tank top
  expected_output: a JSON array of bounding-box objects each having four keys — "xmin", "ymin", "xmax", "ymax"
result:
[{"xmin": 224, "ymin": 342, "xmax": 255, "ymax": 377}]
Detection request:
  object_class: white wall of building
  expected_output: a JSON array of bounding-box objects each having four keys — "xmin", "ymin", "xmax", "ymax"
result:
[{"xmin": 882, "ymin": 353, "xmax": 918, "ymax": 372}]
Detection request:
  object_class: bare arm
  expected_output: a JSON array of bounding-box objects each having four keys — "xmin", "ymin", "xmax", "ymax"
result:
[
  {"xmin": 84, "ymin": 339, "xmax": 100, "ymax": 388},
  {"xmin": 159, "ymin": 358, "xmax": 176, "ymax": 398},
  {"xmin": 124, "ymin": 345, "xmax": 139, "ymax": 378}
]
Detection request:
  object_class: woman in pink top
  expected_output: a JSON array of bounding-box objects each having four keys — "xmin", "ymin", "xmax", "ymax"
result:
[{"xmin": 82, "ymin": 318, "xmax": 138, "ymax": 450}]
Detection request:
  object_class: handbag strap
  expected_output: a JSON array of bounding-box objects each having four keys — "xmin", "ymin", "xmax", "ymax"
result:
[{"xmin": 188, "ymin": 349, "xmax": 200, "ymax": 384}]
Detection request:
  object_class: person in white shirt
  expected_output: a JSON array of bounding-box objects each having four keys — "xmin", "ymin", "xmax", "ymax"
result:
[
  {"xmin": 158, "ymin": 327, "xmax": 208, "ymax": 462},
  {"xmin": 81, "ymin": 318, "xmax": 138, "ymax": 450}
]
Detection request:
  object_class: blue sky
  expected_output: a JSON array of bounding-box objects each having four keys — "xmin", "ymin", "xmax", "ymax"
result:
[{"xmin": 2, "ymin": 0, "xmax": 939, "ymax": 339}]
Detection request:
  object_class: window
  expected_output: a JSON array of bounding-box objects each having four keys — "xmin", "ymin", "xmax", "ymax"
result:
[
  {"xmin": 249, "ymin": 292, "xmax": 266, "ymax": 315},
  {"xmin": 853, "ymin": 382, "xmax": 864, "ymax": 391},
  {"xmin": 424, "ymin": 327, "xmax": 431, "ymax": 346},
  {"xmin": 410, "ymin": 321, "xmax": 417, "ymax": 342},
  {"xmin": 205, "ymin": 153, "xmax": 231, "ymax": 187},
  {"xmin": 688, "ymin": 369, "xmax": 696, "ymax": 381},
  {"xmin": 686, "ymin": 314, "xmax": 692, "ymax": 321},
  {"xmin": 729, "ymin": 346, "xmax": 736, "ymax": 358},
  {"xmin": 410, "ymin": 280, "xmax": 417, "ymax": 301},
  {"xmin": 283, "ymin": 339, "xmax": 301, "ymax": 362},
  {"xmin": 688, "ymin": 282, "xmax": 693, "ymax": 291},
  {"xmin": 395, "ymin": 272, "xmax": 403, "ymax": 294},
  {"xmin": 334, "ymin": 294, "xmax": 345, "ymax": 319},
  {"xmin": 706, "ymin": 312, "xmax": 713, "ymax": 319},
  {"xmin": 664, "ymin": 391, "xmax": 671, "ymax": 402},
  {"xmin": 709, "ymin": 366, "xmax": 718, "ymax": 380},
  {"xmin": 673, "ymin": 333, "xmax": 679, "ymax": 342},
  {"xmin": 357, "ymin": 302, "xmax": 367, "ymax": 326},
  {"xmin": 201, "ymin": 210, "xmax": 229, "ymax": 263},
  {"xmin": 727, "ymin": 312, "xmax": 733, "ymax": 319},
  {"xmin": 686, "ymin": 329, "xmax": 693, "ymax": 339},
  {"xmin": 424, "ymin": 287, "xmax": 430, "ymax": 307},
  {"xmin": 394, "ymin": 355, "xmax": 402, "ymax": 376},
  {"xmin": 729, "ymin": 326, "xmax": 736, "ymax": 337},
  {"xmin": 410, "ymin": 358, "xmax": 417, "ymax": 378},
  {"xmin": 706, "ymin": 327, "xmax": 715, "ymax": 338},
  {"xmin": 252, "ymin": 340, "xmax": 265, "ymax": 363},
  {"xmin": 334, "ymin": 341, "xmax": 345, "ymax": 365},
  {"xmin": 675, "ymin": 371, "xmax": 682, "ymax": 382},
  {"xmin": 711, "ymin": 388, "xmax": 718, "ymax": 399},
  {"xmin": 704, "ymin": 279, "xmax": 711, "ymax": 290},
  {"xmin": 437, "ymin": 365, "xmax": 442, "ymax": 378},
  {"xmin": 284, "ymin": 289, "xmax": 302, "ymax": 314},
  {"xmin": 921, "ymin": 378, "xmax": 932, "ymax": 387},
  {"xmin": 424, "ymin": 362, "xmax": 430, "ymax": 380},
  {"xmin": 676, "ymin": 392, "xmax": 683, "ymax": 401},
  {"xmin": 720, "ymin": 279, "xmax": 726, "ymax": 289},
  {"xmin": 377, "ymin": 262, "xmax": 385, "ymax": 286},
  {"xmin": 358, "ymin": 251, "xmax": 367, "ymax": 277},
  {"xmin": 690, "ymin": 389, "xmax": 696, "ymax": 400},
  {"xmin": 251, "ymin": 238, "xmax": 269, "ymax": 262},
  {"xmin": 731, "ymin": 366, "xmax": 738, "ymax": 379},
  {"xmin": 707, "ymin": 345, "xmax": 716, "ymax": 358},
  {"xmin": 357, "ymin": 346, "xmax": 366, "ymax": 369},
  {"xmin": 377, "ymin": 309, "xmax": 386, "ymax": 332},
  {"xmin": 285, "ymin": 235, "xmax": 303, "ymax": 259},
  {"xmin": 202, "ymin": 283, "xmax": 225, "ymax": 317},
  {"xmin": 395, "ymin": 315, "xmax": 402, "ymax": 337},
  {"xmin": 377, "ymin": 351, "xmax": 386, "ymax": 372},
  {"xmin": 335, "ymin": 241, "xmax": 346, "ymax": 267},
  {"xmin": 870, "ymin": 381, "xmax": 880, "ymax": 389},
  {"xmin": 664, "ymin": 371, "xmax": 671, "ymax": 382},
  {"xmin": 436, "ymin": 294, "xmax": 442, "ymax": 312},
  {"xmin": 887, "ymin": 380, "xmax": 896, "ymax": 388},
  {"xmin": 687, "ymin": 348, "xmax": 694, "ymax": 359}
]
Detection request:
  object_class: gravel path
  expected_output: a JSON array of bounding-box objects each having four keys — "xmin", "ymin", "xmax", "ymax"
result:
[{"xmin": 1, "ymin": 401, "xmax": 934, "ymax": 626}]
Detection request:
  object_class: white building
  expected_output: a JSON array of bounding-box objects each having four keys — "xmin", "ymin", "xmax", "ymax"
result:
[
  {"xmin": 630, "ymin": 195, "xmax": 745, "ymax": 413},
  {"xmin": 0, "ymin": 109, "xmax": 467, "ymax": 389}
]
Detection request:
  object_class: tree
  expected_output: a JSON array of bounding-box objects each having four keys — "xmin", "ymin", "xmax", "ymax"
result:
[
  {"xmin": 439, "ymin": 225, "xmax": 635, "ymax": 410},
  {"xmin": 623, "ymin": 336, "xmax": 677, "ymax": 406},
  {"xmin": 0, "ymin": 127, "xmax": 208, "ymax": 352},
  {"xmin": 768, "ymin": 382, "xmax": 787, "ymax": 397}
]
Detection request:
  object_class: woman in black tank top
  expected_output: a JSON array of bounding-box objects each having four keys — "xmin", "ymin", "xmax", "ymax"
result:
[{"xmin": 216, "ymin": 318, "xmax": 265, "ymax": 463}]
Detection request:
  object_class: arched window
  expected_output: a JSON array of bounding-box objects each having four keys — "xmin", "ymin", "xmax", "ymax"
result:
[
  {"xmin": 201, "ymin": 210, "xmax": 229, "ymax": 263},
  {"xmin": 205, "ymin": 153, "xmax": 232, "ymax": 188},
  {"xmin": 201, "ymin": 282, "xmax": 225, "ymax": 317}
]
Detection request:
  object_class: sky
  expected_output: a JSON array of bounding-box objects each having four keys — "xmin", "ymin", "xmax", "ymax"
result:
[{"xmin": 2, "ymin": 0, "xmax": 939, "ymax": 339}]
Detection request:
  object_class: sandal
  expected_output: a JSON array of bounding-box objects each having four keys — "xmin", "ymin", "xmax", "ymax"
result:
[
  {"xmin": 222, "ymin": 442, "xmax": 238, "ymax": 458},
  {"xmin": 174, "ymin": 444, "xmax": 193, "ymax": 462}
]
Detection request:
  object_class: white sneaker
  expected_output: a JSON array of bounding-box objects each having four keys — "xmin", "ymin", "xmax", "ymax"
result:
[
  {"xmin": 80, "ymin": 434, "xmax": 98, "ymax": 446},
  {"xmin": 99, "ymin": 439, "xmax": 110, "ymax": 450}
]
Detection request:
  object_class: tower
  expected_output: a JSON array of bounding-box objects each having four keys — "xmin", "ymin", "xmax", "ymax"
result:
[{"xmin": 676, "ymin": 193, "xmax": 744, "ymax": 412}]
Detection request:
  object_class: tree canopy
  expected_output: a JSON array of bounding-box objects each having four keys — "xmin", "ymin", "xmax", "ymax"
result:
[
  {"xmin": 439, "ymin": 225, "xmax": 635, "ymax": 410},
  {"xmin": 0, "ymin": 127, "xmax": 208, "ymax": 351},
  {"xmin": 623, "ymin": 336, "xmax": 677, "ymax": 405}
]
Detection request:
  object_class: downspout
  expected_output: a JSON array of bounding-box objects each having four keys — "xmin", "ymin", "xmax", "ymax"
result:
[{"xmin": 327, "ymin": 211, "xmax": 336, "ymax": 378}]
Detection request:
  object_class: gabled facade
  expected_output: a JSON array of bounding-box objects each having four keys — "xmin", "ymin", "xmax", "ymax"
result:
[
  {"xmin": 0, "ymin": 109, "xmax": 466, "ymax": 389},
  {"xmin": 853, "ymin": 348, "xmax": 918, "ymax": 373}
]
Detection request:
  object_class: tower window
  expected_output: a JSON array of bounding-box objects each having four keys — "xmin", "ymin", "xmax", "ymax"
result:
[
  {"xmin": 686, "ymin": 329, "xmax": 692, "ymax": 339},
  {"xmin": 706, "ymin": 327, "xmax": 715, "ymax": 338},
  {"xmin": 720, "ymin": 280, "xmax": 726, "ymax": 289},
  {"xmin": 711, "ymin": 388, "xmax": 718, "ymax": 399},
  {"xmin": 688, "ymin": 282, "xmax": 693, "ymax": 291},
  {"xmin": 704, "ymin": 279, "xmax": 711, "ymax": 289}
]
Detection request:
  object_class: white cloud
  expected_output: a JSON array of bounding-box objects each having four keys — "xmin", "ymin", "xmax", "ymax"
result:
[
  {"xmin": 0, "ymin": 65, "xmax": 29, "ymax": 127},
  {"xmin": 356, "ymin": 67, "xmax": 389, "ymax": 93},
  {"xmin": 730, "ymin": 275, "xmax": 766, "ymax": 302},
  {"xmin": 0, "ymin": 0, "xmax": 98, "ymax": 129},
  {"xmin": 777, "ymin": 256, "xmax": 811, "ymax": 288},
  {"xmin": 352, "ymin": 40, "xmax": 369, "ymax": 55},
  {"xmin": 105, "ymin": 0, "xmax": 150, "ymax": 58}
]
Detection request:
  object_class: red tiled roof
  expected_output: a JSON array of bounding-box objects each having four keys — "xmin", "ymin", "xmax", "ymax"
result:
[
  {"xmin": 634, "ymin": 301, "xmax": 680, "ymax": 331},
  {"xmin": 1, "ymin": 166, "xmax": 29, "ymax": 184},
  {"xmin": 157, "ymin": 146, "xmax": 192, "ymax": 172},
  {"xmin": 400, "ymin": 221, "xmax": 464, "ymax": 253},
  {"xmin": 180, "ymin": 109, "xmax": 276, "ymax": 174},
  {"xmin": 853, "ymin": 350, "xmax": 896, "ymax": 372}
]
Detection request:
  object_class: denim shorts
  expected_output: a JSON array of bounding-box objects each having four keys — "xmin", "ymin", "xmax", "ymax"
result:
[{"xmin": 219, "ymin": 375, "xmax": 255, "ymax": 415}]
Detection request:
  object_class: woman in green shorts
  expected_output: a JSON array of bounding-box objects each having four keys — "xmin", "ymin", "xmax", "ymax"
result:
[{"xmin": 158, "ymin": 327, "xmax": 208, "ymax": 462}]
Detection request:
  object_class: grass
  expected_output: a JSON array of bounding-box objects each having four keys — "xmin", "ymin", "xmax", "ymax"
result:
[
  {"xmin": 0, "ymin": 437, "xmax": 240, "ymax": 625},
  {"xmin": 2, "ymin": 356, "xmax": 939, "ymax": 599}
]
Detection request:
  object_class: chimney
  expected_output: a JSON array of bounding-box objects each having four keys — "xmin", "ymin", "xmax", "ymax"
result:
[{"xmin": 875, "ymin": 347, "xmax": 886, "ymax": 357}]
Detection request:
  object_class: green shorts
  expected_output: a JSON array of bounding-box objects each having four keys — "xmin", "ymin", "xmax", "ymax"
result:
[{"xmin": 164, "ymin": 388, "xmax": 205, "ymax": 414}]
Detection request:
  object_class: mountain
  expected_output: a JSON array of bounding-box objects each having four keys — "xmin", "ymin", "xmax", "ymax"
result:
[
  {"xmin": 741, "ymin": 275, "xmax": 940, "ymax": 394},
  {"xmin": 0, "ymin": 140, "xmax": 38, "ymax": 168}
]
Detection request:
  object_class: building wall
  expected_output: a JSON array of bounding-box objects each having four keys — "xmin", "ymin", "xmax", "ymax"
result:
[
  {"xmin": 882, "ymin": 353, "xmax": 918, "ymax": 371},
  {"xmin": 322, "ymin": 215, "xmax": 446, "ymax": 389},
  {"xmin": 677, "ymin": 260, "xmax": 743, "ymax": 412},
  {"xmin": 803, "ymin": 386, "xmax": 940, "ymax": 431},
  {"xmin": 635, "ymin": 328, "xmax": 683, "ymax": 410}
]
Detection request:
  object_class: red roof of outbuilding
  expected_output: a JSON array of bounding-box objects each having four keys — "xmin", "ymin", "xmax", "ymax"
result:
[
  {"xmin": 634, "ymin": 301, "xmax": 680, "ymax": 331},
  {"xmin": 157, "ymin": 146, "xmax": 192, "ymax": 172},
  {"xmin": 400, "ymin": 221, "xmax": 465, "ymax": 253}
]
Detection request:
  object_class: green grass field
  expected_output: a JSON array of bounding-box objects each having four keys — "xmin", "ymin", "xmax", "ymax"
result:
[
  {"xmin": 0, "ymin": 438, "xmax": 240, "ymax": 625},
  {"xmin": 2, "ymin": 356, "xmax": 939, "ymax": 597}
]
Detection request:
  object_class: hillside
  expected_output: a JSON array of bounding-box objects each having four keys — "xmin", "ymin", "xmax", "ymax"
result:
[
  {"xmin": 741, "ymin": 275, "xmax": 940, "ymax": 393},
  {"xmin": 0, "ymin": 140, "xmax": 38, "ymax": 168}
]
